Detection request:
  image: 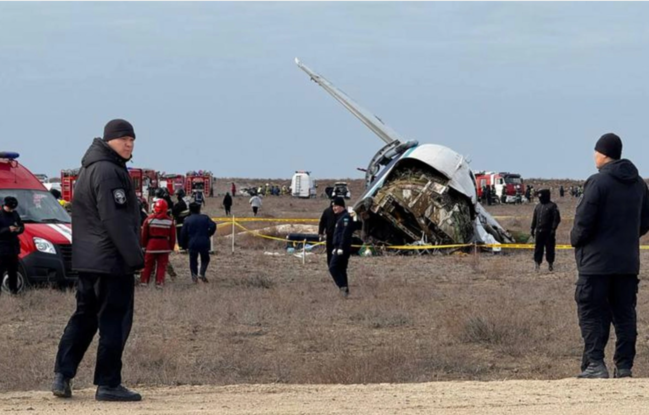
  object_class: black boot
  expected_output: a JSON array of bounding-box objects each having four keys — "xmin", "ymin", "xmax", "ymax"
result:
[
  {"xmin": 52, "ymin": 373, "xmax": 72, "ymax": 398},
  {"xmin": 534, "ymin": 262, "xmax": 540, "ymax": 272},
  {"xmin": 96, "ymin": 385, "xmax": 142, "ymax": 402},
  {"xmin": 577, "ymin": 361, "xmax": 609, "ymax": 379},
  {"xmin": 548, "ymin": 263, "xmax": 554, "ymax": 272},
  {"xmin": 614, "ymin": 367, "xmax": 632, "ymax": 378}
]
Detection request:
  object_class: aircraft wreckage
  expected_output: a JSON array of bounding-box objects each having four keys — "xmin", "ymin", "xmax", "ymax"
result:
[{"xmin": 296, "ymin": 58, "xmax": 514, "ymax": 248}]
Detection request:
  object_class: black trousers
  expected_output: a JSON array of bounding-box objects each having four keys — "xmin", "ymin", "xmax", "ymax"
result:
[
  {"xmin": 325, "ymin": 235, "xmax": 333, "ymax": 266},
  {"xmin": 329, "ymin": 253, "xmax": 350, "ymax": 289},
  {"xmin": 189, "ymin": 249, "xmax": 210, "ymax": 277},
  {"xmin": 534, "ymin": 230, "xmax": 556, "ymax": 264},
  {"xmin": 252, "ymin": 207, "xmax": 259, "ymax": 216},
  {"xmin": 55, "ymin": 272, "xmax": 134, "ymax": 387},
  {"xmin": 575, "ymin": 274, "xmax": 639, "ymax": 371},
  {"xmin": 225, "ymin": 206, "xmax": 231, "ymax": 215},
  {"xmin": 0, "ymin": 254, "xmax": 19, "ymax": 294}
]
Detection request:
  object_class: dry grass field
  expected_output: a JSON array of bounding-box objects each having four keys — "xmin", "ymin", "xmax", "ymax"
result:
[{"xmin": 3, "ymin": 177, "xmax": 649, "ymax": 404}]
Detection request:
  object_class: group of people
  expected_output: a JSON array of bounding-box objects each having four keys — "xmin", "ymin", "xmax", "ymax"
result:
[{"xmin": 2, "ymin": 120, "xmax": 648, "ymax": 401}]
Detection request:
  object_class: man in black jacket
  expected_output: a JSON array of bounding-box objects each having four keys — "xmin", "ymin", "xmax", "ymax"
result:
[
  {"xmin": 180, "ymin": 202, "xmax": 216, "ymax": 283},
  {"xmin": 52, "ymin": 119, "xmax": 144, "ymax": 402},
  {"xmin": 531, "ymin": 189, "xmax": 561, "ymax": 272},
  {"xmin": 318, "ymin": 200, "xmax": 338, "ymax": 266},
  {"xmin": 328, "ymin": 197, "xmax": 354, "ymax": 297},
  {"xmin": 571, "ymin": 133, "xmax": 649, "ymax": 379},
  {"xmin": 0, "ymin": 196, "xmax": 24, "ymax": 295}
]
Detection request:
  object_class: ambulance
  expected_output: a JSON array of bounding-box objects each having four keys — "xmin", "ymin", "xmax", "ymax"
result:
[{"xmin": 1, "ymin": 152, "xmax": 74, "ymax": 292}]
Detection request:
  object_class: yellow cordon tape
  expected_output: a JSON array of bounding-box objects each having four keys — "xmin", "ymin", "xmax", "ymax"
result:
[
  {"xmin": 214, "ymin": 217, "xmax": 319, "ymax": 223},
  {"xmin": 222, "ymin": 217, "xmax": 649, "ymax": 251}
]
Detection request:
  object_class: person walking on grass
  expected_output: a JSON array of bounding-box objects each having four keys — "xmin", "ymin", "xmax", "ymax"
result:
[
  {"xmin": 571, "ymin": 133, "xmax": 649, "ymax": 379},
  {"xmin": 531, "ymin": 189, "xmax": 561, "ymax": 272},
  {"xmin": 223, "ymin": 192, "xmax": 233, "ymax": 216},
  {"xmin": 180, "ymin": 202, "xmax": 216, "ymax": 283},
  {"xmin": 328, "ymin": 197, "xmax": 354, "ymax": 297},
  {"xmin": 249, "ymin": 194, "xmax": 262, "ymax": 216},
  {"xmin": 53, "ymin": 119, "xmax": 143, "ymax": 402}
]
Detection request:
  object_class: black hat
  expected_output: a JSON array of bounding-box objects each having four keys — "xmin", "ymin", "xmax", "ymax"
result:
[
  {"xmin": 4, "ymin": 196, "xmax": 18, "ymax": 209},
  {"xmin": 189, "ymin": 202, "xmax": 202, "ymax": 214},
  {"xmin": 595, "ymin": 133, "xmax": 622, "ymax": 160},
  {"xmin": 103, "ymin": 119, "xmax": 136, "ymax": 142},
  {"xmin": 332, "ymin": 197, "xmax": 345, "ymax": 208}
]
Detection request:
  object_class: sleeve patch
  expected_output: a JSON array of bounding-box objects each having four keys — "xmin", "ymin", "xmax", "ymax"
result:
[{"xmin": 113, "ymin": 189, "xmax": 127, "ymax": 206}]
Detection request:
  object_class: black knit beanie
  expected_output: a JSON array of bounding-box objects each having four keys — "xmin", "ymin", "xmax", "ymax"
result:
[
  {"xmin": 103, "ymin": 119, "xmax": 136, "ymax": 142},
  {"xmin": 333, "ymin": 197, "xmax": 346, "ymax": 208},
  {"xmin": 4, "ymin": 196, "xmax": 18, "ymax": 209},
  {"xmin": 595, "ymin": 133, "xmax": 622, "ymax": 160}
]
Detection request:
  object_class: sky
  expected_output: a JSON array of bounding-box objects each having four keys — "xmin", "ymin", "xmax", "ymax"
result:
[{"xmin": 1, "ymin": 2, "xmax": 649, "ymax": 181}]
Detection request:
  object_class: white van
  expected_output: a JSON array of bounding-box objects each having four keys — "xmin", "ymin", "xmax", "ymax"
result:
[{"xmin": 291, "ymin": 171, "xmax": 317, "ymax": 199}]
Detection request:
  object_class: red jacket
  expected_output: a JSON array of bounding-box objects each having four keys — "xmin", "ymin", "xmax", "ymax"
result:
[{"xmin": 141, "ymin": 212, "xmax": 176, "ymax": 254}]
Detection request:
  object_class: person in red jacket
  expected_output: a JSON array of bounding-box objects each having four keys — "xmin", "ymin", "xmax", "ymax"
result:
[{"xmin": 140, "ymin": 199, "xmax": 176, "ymax": 288}]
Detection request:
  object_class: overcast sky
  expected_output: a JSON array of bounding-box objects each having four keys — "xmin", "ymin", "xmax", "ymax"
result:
[{"xmin": 1, "ymin": 2, "xmax": 649, "ymax": 181}]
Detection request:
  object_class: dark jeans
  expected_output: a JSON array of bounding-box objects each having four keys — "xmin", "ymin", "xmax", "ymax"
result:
[
  {"xmin": 54, "ymin": 272, "xmax": 134, "ymax": 386},
  {"xmin": 534, "ymin": 230, "xmax": 556, "ymax": 264},
  {"xmin": 0, "ymin": 254, "xmax": 19, "ymax": 294},
  {"xmin": 575, "ymin": 274, "xmax": 639, "ymax": 371},
  {"xmin": 329, "ymin": 253, "xmax": 350, "ymax": 289},
  {"xmin": 189, "ymin": 249, "xmax": 210, "ymax": 277},
  {"xmin": 252, "ymin": 207, "xmax": 259, "ymax": 216},
  {"xmin": 325, "ymin": 236, "xmax": 333, "ymax": 266}
]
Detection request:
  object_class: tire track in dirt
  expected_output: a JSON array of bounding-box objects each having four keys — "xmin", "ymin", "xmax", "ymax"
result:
[{"xmin": 1, "ymin": 379, "xmax": 649, "ymax": 414}]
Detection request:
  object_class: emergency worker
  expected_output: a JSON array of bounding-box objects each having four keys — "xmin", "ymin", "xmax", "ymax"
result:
[
  {"xmin": 571, "ymin": 133, "xmax": 649, "ymax": 379},
  {"xmin": 328, "ymin": 197, "xmax": 354, "ymax": 297},
  {"xmin": 52, "ymin": 119, "xmax": 143, "ymax": 402},
  {"xmin": 140, "ymin": 199, "xmax": 176, "ymax": 287},
  {"xmin": 318, "ymin": 200, "xmax": 339, "ymax": 266},
  {"xmin": 0, "ymin": 196, "xmax": 24, "ymax": 295},
  {"xmin": 531, "ymin": 189, "xmax": 561, "ymax": 271}
]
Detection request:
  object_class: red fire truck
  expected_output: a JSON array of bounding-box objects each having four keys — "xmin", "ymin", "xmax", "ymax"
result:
[
  {"xmin": 161, "ymin": 173, "xmax": 185, "ymax": 195},
  {"xmin": 185, "ymin": 171, "xmax": 213, "ymax": 199},
  {"xmin": 2, "ymin": 152, "xmax": 75, "ymax": 293},
  {"xmin": 61, "ymin": 168, "xmax": 80, "ymax": 202},
  {"xmin": 474, "ymin": 171, "xmax": 526, "ymax": 204}
]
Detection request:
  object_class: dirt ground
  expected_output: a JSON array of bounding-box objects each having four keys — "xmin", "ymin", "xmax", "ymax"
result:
[
  {"xmin": 4, "ymin": 177, "xmax": 649, "ymax": 414},
  {"xmin": 2, "ymin": 380, "xmax": 649, "ymax": 415}
]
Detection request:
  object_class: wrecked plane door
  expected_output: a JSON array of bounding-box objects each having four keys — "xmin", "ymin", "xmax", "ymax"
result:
[{"xmin": 296, "ymin": 58, "xmax": 514, "ymax": 248}]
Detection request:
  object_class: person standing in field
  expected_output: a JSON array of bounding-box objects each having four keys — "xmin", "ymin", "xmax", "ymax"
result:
[
  {"xmin": 571, "ymin": 133, "xmax": 649, "ymax": 379},
  {"xmin": 531, "ymin": 189, "xmax": 561, "ymax": 272},
  {"xmin": 53, "ymin": 119, "xmax": 143, "ymax": 401},
  {"xmin": 249, "ymin": 194, "xmax": 262, "ymax": 216},
  {"xmin": 180, "ymin": 202, "xmax": 216, "ymax": 283}
]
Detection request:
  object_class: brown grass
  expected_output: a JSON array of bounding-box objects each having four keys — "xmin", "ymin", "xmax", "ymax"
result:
[{"xmin": 2, "ymin": 179, "xmax": 648, "ymax": 392}]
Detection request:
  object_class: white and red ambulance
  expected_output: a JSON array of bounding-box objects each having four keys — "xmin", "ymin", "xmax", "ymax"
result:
[{"xmin": 1, "ymin": 152, "xmax": 75, "ymax": 293}]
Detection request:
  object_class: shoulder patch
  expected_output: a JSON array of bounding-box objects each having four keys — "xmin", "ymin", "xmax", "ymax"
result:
[{"xmin": 113, "ymin": 188, "xmax": 127, "ymax": 206}]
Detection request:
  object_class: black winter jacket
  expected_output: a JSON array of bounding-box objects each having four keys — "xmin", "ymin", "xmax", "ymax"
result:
[
  {"xmin": 318, "ymin": 206, "xmax": 338, "ymax": 237},
  {"xmin": 570, "ymin": 159, "xmax": 649, "ymax": 275},
  {"xmin": 0, "ymin": 209, "xmax": 24, "ymax": 256},
  {"xmin": 71, "ymin": 139, "xmax": 144, "ymax": 275},
  {"xmin": 180, "ymin": 213, "xmax": 216, "ymax": 252},
  {"xmin": 531, "ymin": 192, "xmax": 561, "ymax": 234},
  {"xmin": 332, "ymin": 211, "xmax": 355, "ymax": 254}
]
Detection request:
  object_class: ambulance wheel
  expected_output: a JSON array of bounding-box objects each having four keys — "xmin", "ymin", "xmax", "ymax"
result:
[{"xmin": 1, "ymin": 264, "xmax": 29, "ymax": 294}]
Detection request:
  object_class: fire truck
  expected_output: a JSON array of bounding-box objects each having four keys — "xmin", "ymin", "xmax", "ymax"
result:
[
  {"xmin": 1, "ymin": 152, "xmax": 75, "ymax": 293},
  {"xmin": 185, "ymin": 171, "xmax": 213, "ymax": 199},
  {"xmin": 127, "ymin": 167, "xmax": 158, "ymax": 199},
  {"xmin": 61, "ymin": 168, "xmax": 80, "ymax": 202},
  {"xmin": 474, "ymin": 171, "xmax": 526, "ymax": 204},
  {"xmin": 160, "ymin": 173, "xmax": 185, "ymax": 195}
]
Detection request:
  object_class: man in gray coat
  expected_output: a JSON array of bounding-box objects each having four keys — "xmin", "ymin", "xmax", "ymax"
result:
[{"xmin": 571, "ymin": 133, "xmax": 649, "ymax": 379}]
